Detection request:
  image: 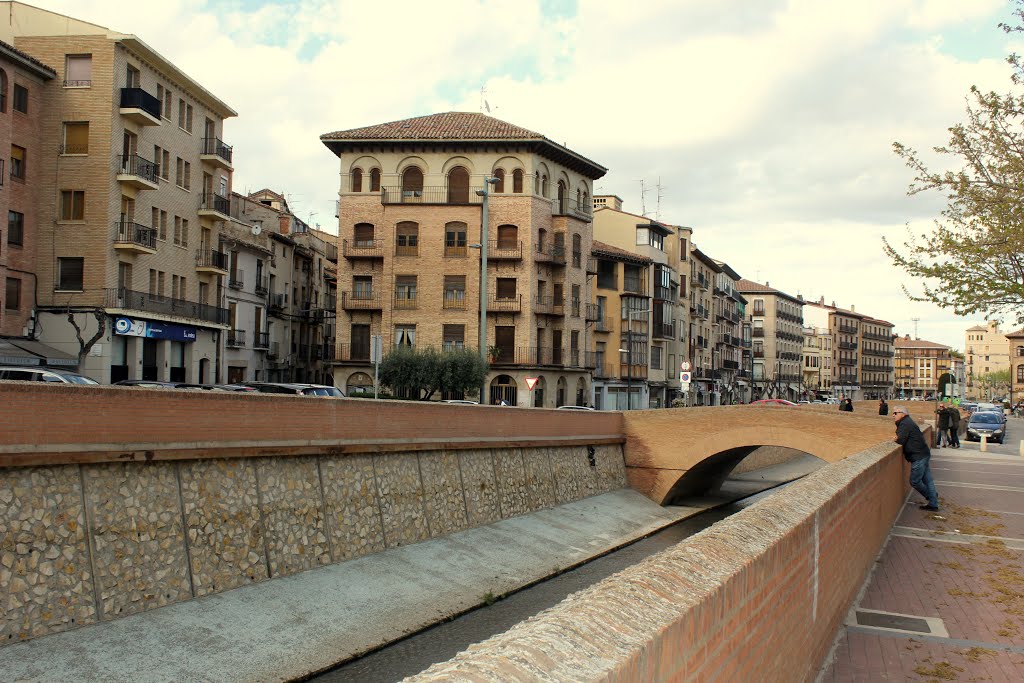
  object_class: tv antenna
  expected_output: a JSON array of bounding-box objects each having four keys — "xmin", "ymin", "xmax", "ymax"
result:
[
  {"xmin": 655, "ymin": 177, "xmax": 665, "ymax": 221},
  {"xmin": 636, "ymin": 179, "xmax": 651, "ymax": 216},
  {"xmin": 479, "ymin": 86, "xmax": 496, "ymax": 114},
  {"xmin": 911, "ymin": 317, "xmax": 920, "ymax": 339}
]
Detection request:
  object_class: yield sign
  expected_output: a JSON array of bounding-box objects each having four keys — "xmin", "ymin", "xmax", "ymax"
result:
[{"xmin": 525, "ymin": 377, "xmax": 539, "ymax": 391}]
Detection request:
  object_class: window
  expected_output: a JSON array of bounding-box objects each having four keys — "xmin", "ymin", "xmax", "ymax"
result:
[
  {"xmin": 496, "ymin": 224, "xmax": 517, "ymax": 249},
  {"xmin": 62, "ymin": 122, "xmax": 88, "ymax": 154},
  {"xmin": 353, "ymin": 275, "xmax": 373, "ymax": 298},
  {"xmin": 447, "ymin": 167, "xmax": 469, "ymax": 203},
  {"xmin": 572, "ymin": 234, "xmax": 582, "ymax": 267},
  {"xmin": 126, "ymin": 64, "xmax": 140, "ymax": 88},
  {"xmin": 0, "ymin": 69, "xmax": 5, "ymax": 112},
  {"xmin": 395, "ymin": 221, "xmax": 418, "ymax": 256},
  {"xmin": 541, "ymin": 174, "xmax": 549, "ymax": 197},
  {"xmin": 443, "ymin": 275, "xmax": 466, "ymax": 309},
  {"xmin": 651, "ymin": 346, "xmax": 662, "ymax": 370},
  {"xmin": 10, "ymin": 145, "xmax": 25, "ymax": 180},
  {"xmin": 64, "ymin": 55, "xmax": 92, "ymax": 87},
  {"xmin": 12, "ymin": 84, "xmax": 27, "ymax": 113},
  {"xmin": 183, "ymin": 161, "xmax": 191, "ymax": 190},
  {"xmin": 162, "ymin": 87, "xmax": 172, "ymax": 119},
  {"xmin": 496, "ymin": 278, "xmax": 517, "ymax": 299},
  {"xmin": 512, "ymin": 169, "xmax": 523, "ymax": 193},
  {"xmin": 443, "ymin": 324, "xmax": 465, "ymax": 351},
  {"xmin": 596, "ymin": 260, "xmax": 617, "ymax": 289},
  {"xmin": 158, "ymin": 210, "xmax": 168, "ymax": 240},
  {"xmin": 172, "ymin": 217, "xmax": 189, "ymax": 247},
  {"xmin": 161, "ymin": 150, "xmax": 169, "ymax": 179},
  {"xmin": 178, "ymin": 98, "xmax": 186, "ymax": 129},
  {"xmin": 493, "ymin": 168, "xmax": 505, "ymax": 193},
  {"xmin": 4, "ymin": 277, "xmax": 20, "ymax": 310},
  {"xmin": 445, "ymin": 221, "xmax": 467, "ymax": 256},
  {"xmin": 401, "ymin": 167, "xmax": 423, "ymax": 198},
  {"xmin": 571, "ymin": 284, "xmax": 581, "ymax": 316},
  {"xmin": 1018, "ymin": 365, "xmax": 1024, "ymax": 382},
  {"xmin": 353, "ymin": 222, "xmax": 375, "ymax": 246},
  {"xmin": 57, "ymin": 258, "xmax": 84, "ymax": 291},
  {"xmin": 60, "ymin": 190, "xmax": 85, "ymax": 221},
  {"xmin": 176, "ymin": 158, "xmax": 184, "ymax": 186},
  {"xmin": 395, "ymin": 275, "xmax": 417, "ymax": 305},
  {"xmin": 7, "ymin": 211, "xmax": 23, "ymax": 246},
  {"xmin": 369, "ymin": 168, "xmax": 381, "ymax": 192},
  {"xmin": 351, "ymin": 167, "xmax": 362, "ymax": 192},
  {"xmin": 186, "ymin": 104, "xmax": 193, "ymax": 133},
  {"xmin": 395, "ymin": 324, "xmax": 415, "ymax": 348}
]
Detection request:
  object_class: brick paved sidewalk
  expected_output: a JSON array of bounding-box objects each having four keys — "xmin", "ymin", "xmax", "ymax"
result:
[{"xmin": 820, "ymin": 449, "xmax": 1024, "ymax": 681}]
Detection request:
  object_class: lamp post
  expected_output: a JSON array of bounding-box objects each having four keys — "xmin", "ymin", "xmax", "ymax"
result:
[
  {"xmin": 474, "ymin": 176, "xmax": 500, "ymax": 403},
  {"xmin": 619, "ymin": 308, "xmax": 651, "ymax": 410}
]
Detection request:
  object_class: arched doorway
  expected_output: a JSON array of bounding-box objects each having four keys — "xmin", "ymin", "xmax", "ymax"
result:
[
  {"xmin": 575, "ymin": 377, "xmax": 587, "ymax": 406},
  {"xmin": 347, "ymin": 371, "xmax": 373, "ymax": 397},
  {"xmin": 401, "ymin": 166, "xmax": 423, "ymax": 200},
  {"xmin": 447, "ymin": 166, "xmax": 469, "ymax": 204},
  {"xmin": 533, "ymin": 376, "xmax": 546, "ymax": 407},
  {"xmin": 490, "ymin": 375, "xmax": 517, "ymax": 406},
  {"xmin": 556, "ymin": 376, "xmax": 567, "ymax": 407},
  {"xmin": 198, "ymin": 357, "xmax": 209, "ymax": 384}
]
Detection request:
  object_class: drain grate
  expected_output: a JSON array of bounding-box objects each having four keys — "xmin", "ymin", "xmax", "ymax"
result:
[{"xmin": 855, "ymin": 610, "xmax": 932, "ymax": 633}]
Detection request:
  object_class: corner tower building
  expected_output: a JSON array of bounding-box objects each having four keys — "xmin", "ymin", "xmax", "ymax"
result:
[{"xmin": 322, "ymin": 112, "xmax": 607, "ymax": 406}]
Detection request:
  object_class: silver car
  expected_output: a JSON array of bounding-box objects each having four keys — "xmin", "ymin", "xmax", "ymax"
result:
[{"xmin": 0, "ymin": 366, "xmax": 98, "ymax": 384}]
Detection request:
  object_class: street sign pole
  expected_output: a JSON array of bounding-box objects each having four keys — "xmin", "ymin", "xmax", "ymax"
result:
[{"xmin": 371, "ymin": 335, "xmax": 382, "ymax": 400}]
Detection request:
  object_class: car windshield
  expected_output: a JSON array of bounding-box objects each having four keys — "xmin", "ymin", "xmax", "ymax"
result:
[
  {"xmin": 63, "ymin": 374, "xmax": 98, "ymax": 384},
  {"xmin": 971, "ymin": 413, "xmax": 1000, "ymax": 424}
]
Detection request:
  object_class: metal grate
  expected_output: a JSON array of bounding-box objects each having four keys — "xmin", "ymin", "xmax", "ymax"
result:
[{"xmin": 855, "ymin": 610, "xmax": 931, "ymax": 634}]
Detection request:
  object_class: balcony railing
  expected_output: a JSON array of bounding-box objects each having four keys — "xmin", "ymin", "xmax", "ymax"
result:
[
  {"xmin": 381, "ymin": 186, "xmax": 483, "ymax": 205},
  {"xmin": 445, "ymin": 243, "xmax": 467, "ymax": 258},
  {"xmin": 553, "ymin": 196, "xmax": 593, "ymax": 220},
  {"xmin": 119, "ymin": 87, "xmax": 161, "ymax": 120},
  {"xmin": 343, "ymin": 239, "xmax": 385, "ymax": 259},
  {"xmin": 227, "ymin": 330, "xmax": 246, "ymax": 348},
  {"xmin": 117, "ymin": 154, "xmax": 159, "ymax": 185},
  {"xmin": 488, "ymin": 294, "xmax": 522, "ymax": 313},
  {"xmin": 253, "ymin": 331, "xmax": 270, "ymax": 349},
  {"xmin": 342, "ymin": 292, "xmax": 383, "ymax": 310},
  {"xmin": 489, "ymin": 346, "xmax": 568, "ymax": 367},
  {"xmin": 443, "ymin": 294, "xmax": 466, "ymax": 310},
  {"xmin": 488, "ymin": 240, "xmax": 522, "ymax": 260},
  {"xmin": 394, "ymin": 294, "xmax": 418, "ymax": 310},
  {"xmin": 269, "ymin": 293, "xmax": 286, "ymax": 312},
  {"xmin": 654, "ymin": 321, "xmax": 675, "ymax": 340},
  {"xmin": 114, "ymin": 221, "xmax": 156, "ymax": 250},
  {"xmin": 105, "ymin": 288, "xmax": 229, "ymax": 325},
  {"xmin": 583, "ymin": 351, "xmax": 598, "ymax": 369},
  {"xmin": 623, "ymin": 278, "xmax": 647, "ymax": 296},
  {"xmin": 585, "ymin": 303, "xmax": 600, "ymax": 322},
  {"xmin": 195, "ymin": 248, "xmax": 229, "ymax": 271},
  {"xmin": 200, "ymin": 192, "xmax": 230, "ymax": 216},
  {"xmin": 201, "ymin": 137, "xmax": 233, "ymax": 165},
  {"xmin": 586, "ymin": 256, "xmax": 599, "ymax": 274},
  {"xmin": 336, "ymin": 343, "xmax": 372, "ymax": 363},
  {"xmin": 752, "ymin": 328, "xmax": 765, "ymax": 337},
  {"xmin": 228, "ymin": 269, "xmax": 244, "ymax": 290},
  {"xmin": 595, "ymin": 317, "xmax": 611, "ymax": 332},
  {"xmin": 266, "ymin": 341, "xmax": 280, "ymax": 359},
  {"xmin": 255, "ymin": 275, "xmax": 269, "ymax": 296}
]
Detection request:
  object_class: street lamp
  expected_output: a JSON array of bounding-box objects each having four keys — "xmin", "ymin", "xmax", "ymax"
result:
[
  {"xmin": 619, "ymin": 308, "xmax": 650, "ymax": 410},
  {"xmin": 474, "ymin": 176, "xmax": 500, "ymax": 403}
]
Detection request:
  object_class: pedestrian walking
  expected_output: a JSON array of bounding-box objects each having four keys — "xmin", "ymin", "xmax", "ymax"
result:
[
  {"xmin": 892, "ymin": 406, "xmax": 940, "ymax": 511},
  {"xmin": 948, "ymin": 406, "xmax": 961, "ymax": 448},
  {"xmin": 840, "ymin": 398, "xmax": 854, "ymax": 412},
  {"xmin": 878, "ymin": 399, "xmax": 889, "ymax": 416},
  {"xmin": 936, "ymin": 405, "xmax": 950, "ymax": 448}
]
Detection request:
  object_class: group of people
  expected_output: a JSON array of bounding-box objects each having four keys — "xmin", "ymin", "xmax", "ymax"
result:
[{"xmin": 934, "ymin": 404, "xmax": 962, "ymax": 448}]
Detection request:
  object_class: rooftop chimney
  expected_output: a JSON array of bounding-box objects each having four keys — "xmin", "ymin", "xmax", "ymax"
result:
[{"xmin": 850, "ymin": 304, "xmax": 855, "ymax": 312}]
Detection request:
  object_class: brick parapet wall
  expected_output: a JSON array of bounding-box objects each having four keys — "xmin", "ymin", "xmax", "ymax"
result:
[{"xmin": 408, "ymin": 442, "xmax": 909, "ymax": 682}]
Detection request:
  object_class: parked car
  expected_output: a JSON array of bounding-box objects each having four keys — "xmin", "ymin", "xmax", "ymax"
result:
[
  {"xmin": 115, "ymin": 379, "xmax": 194, "ymax": 389},
  {"xmin": 975, "ymin": 403, "xmax": 1006, "ymax": 422},
  {"xmin": 442, "ymin": 399, "xmax": 480, "ymax": 405},
  {"xmin": 0, "ymin": 366, "xmax": 99, "ymax": 384},
  {"xmin": 243, "ymin": 382, "xmax": 344, "ymax": 397},
  {"xmin": 966, "ymin": 411, "xmax": 1005, "ymax": 443},
  {"xmin": 556, "ymin": 405, "xmax": 596, "ymax": 411},
  {"xmin": 750, "ymin": 399, "xmax": 799, "ymax": 406}
]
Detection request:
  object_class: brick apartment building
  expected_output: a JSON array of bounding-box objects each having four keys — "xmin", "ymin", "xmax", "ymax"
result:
[
  {"xmin": 737, "ymin": 279, "xmax": 804, "ymax": 401},
  {"xmin": 321, "ymin": 112, "xmax": 606, "ymax": 406}
]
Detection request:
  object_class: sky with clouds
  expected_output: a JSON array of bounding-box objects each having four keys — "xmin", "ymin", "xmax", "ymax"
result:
[{"xmin": 29, "ymin": 0, "xmax": 1022, "ymax": 350}]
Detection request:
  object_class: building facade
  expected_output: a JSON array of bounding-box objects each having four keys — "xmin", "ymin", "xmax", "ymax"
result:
[
  {"xmin": 894, "ymin": 335, "xmax": 956, "ymax": 399},
  {"xmin": 860, "ymin": 316, "xmax": 895, "ymax": 399},
  {"xmin": 737, "ymin": 280, "xmax": 804, "ymax": 401},
  {"xmin": 1006, "ymin": 328, "xmax": 1024, "ymax": 406},
  {"xmin": 964, "ymin": 321, "xmax": 1011, "ymax": 399},
  {"xmin": 802, "ymin": 325, "xmax": 832, "ymax": 399},
  {"xmin": 3, "ymin": 3, "xmax": 237, "ymax": 383},
  {"xmin": 322, "ymin": 112, "xmax": 606, "ymax": 406}
]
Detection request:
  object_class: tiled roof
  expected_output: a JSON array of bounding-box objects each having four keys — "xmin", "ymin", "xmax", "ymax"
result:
[
  {"xmin": 894, "ymin": 336, "xmax": 949, "ymax": 350},
  {"xmin": 1005, "ymin": 327, "xmax": 1024, "ymax": 338},
  {"xmin": 736, "ymin": 278, "xmax": 801, "ymax": 303},
  {"xmin": 965, "ymin": 325, "xmax": 987, "ymax": 332},
  {"xmin": 592, "ymin": 240, "xmax": 652, "ymax": 264},
  {"xmin": 862, "ymin": 316, "xmax": 894, "ymax": 327},
  {"xmin": 321, "ymin": 112, "xmax": 544, "ymax": 141},
  {"xmin": 0, "ymin": 39, "xmax": 55, "ymax": 78}
]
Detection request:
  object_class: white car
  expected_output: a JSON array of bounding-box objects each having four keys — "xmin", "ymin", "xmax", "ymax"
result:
[{"xmin": 556, "ymin": 405, "xmax": 596, "ymax": 411}]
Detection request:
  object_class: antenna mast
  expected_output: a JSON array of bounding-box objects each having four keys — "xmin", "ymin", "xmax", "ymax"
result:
[
  {"xmin": 655, "ymin": 177, "xmax": 665, "ymax": 221},
  {"xmin": 636, "ymin": 179, "xmax": 650, "ymax": 216},
  {"xmin": 911, "ymin": 317, "xmax": 921, "ymax": 339}
]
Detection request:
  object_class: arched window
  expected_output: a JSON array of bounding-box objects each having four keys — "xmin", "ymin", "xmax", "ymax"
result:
[
  {"xmin": 496, "ymin": 224, "xmax": 518, "ymax": 249},
  {"xmin": 537, "ymin": 228, "xmax": 547, "ymax": 254},
  {"xmin": 490, "ymin": 375, "xmax": 518, "ymax": 406},
  {"xmin": 582, "ymin": 190, "xmax": 589, "ymax": 214},
  {"xmin": 396, "ymin": 221, "xmax": 419, "ymax": 256},
  {"xmin": 353, "ymin": 222, "xmax": 375, "ymax": 246},
  {"xmin": 0, "ymin": 70, "xmax": 7, "ymax": 113},
  {"xmin": 534, "ymin": 171, "xmax": 540, "ymax": 195},
  {"xmin": 445, "ymin": 221, "xmax": 467, "ymax": 257},
  {"xmin": 572, "ymin": 234, "xmax": 582, "ymax": 268},
  {"xmin": 556, "ymin": 377, "xmax": 567, "ymax": 407},
  {"xmin": 576, "ymin": 188, "xmax": 582, "ymax": 211},
  {"xmin": 575, "ymin": 377, "xmax": 587, "ymax": 406},
  {"xmin": 401, "ymin": 167, "xmax": 423, "ymax": 199},
  {"xmin": 350, "ymin": 167, "xmax": 362, "ymax": 193},
  {"xmin": 347, "ymin": 372, "xmax": 373, "ymax": 396},
  {"xmin": 492, "ymin": 168, "xmax": 505, "ymax": 193},
  {"xmin": 541, "ymin": 174, "xmax": 549, "ymax": 198},
  {"xmin": 557, "ymin": 180, "xmax": 566, "ymax": 213},
  {"xmin": 533, "ymin": 376, "xmax": 546, "ymax": 407},
  {"xmin": 1018, "ymin": 365, "xmax": 1024, "ymax": 382},
  {"xmin": 369, "ymin": 168, "xmax": 381, "ymax": 192},
  {"xmin": 447, "ymin": 166, "xmax": 469, "ymax": 204},
  {"xmin": 512, "ymin": 169, "xmax": 523, "ymax": 193}
]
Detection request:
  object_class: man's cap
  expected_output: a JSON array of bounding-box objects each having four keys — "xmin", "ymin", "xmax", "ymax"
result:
[{"xmin": 893, "ymin": 405, "xmax": 908, "ymax": 415}]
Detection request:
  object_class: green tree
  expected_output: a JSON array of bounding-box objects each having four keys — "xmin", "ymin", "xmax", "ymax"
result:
[
  {"xmin": 379, "ymin": 346, "xmax": 488, "ymax": 400},
  {"xmin": 884, "ymin": 2, "xmax": 1024, "ymax": 322},
  {"xmin": 975, "ymin": 368, "xmax": 1011, "ymax": 400}
]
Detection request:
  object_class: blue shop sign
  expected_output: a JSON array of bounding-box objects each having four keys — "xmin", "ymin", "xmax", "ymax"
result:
[{"xmin": 115, "ymin": 317, "xmax": 197, "ymax": 342}]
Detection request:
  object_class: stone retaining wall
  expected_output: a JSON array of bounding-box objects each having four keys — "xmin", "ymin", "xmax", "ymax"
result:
[
  {"xmin": 0, "ymin": 444, "xmax": 626, "ymax": 645},
  {"xmin": 408, "ymin": 441, "xmax": 909, "ymax": 682}
]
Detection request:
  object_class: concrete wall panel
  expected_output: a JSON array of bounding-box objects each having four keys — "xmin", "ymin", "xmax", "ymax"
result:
[
  {"xmin": 458, "ymin": 449, "xmax": 502, "ymax": 527},
  {"xmin": 256, "ymin": 457, "xmax": 330, "ymax": 577},
  {"xmin": 374, "ymin": 454, "xmax": 430, "ymax": 549},
  {"xmin": 320, "ymin": 455, "xmax": 386, "ymax": 562},
  {"xmin": 419, "ymin": 451, "xmax": 469, "ymax": 537}
]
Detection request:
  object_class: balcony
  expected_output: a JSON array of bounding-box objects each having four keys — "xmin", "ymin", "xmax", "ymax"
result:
[
  {"xmin": 488, "ymin": 294, "xmax": 522, "ymax": 313},
  {"xmin": 380, "ymin": 186, "xmax": 483, "ymax": 205},
  {"xmin": 585, "ymin": 303, "xmax": 600, "ymax": 322},
  {"xmin": 321, "ymin": 343, "xmax": 337, "ymax": 362},
  {"xmin": 534, "ymin": 295, "xmax": 564, "ymax": 316},
  {"xmin": 343, "ymin": 239, "xmax": 385, "ymax": 259},
  {"xmin": 253, "ymin": 331, "xmax": 270, "ymax": 350},
  {"xmin": 269, "ymin": 293, "xmax": 286, "ymax": 313},
  {"xmin": 199, "ymin": 192, "xmax": 231, "ymax": 220},
  {"xmin": 489, "ymin": 346, "xmax": 568, "ymax": 367},
  {"xmin": 195, "ymin": 248, "xmax": 229, "ymax": 275},
  {"xmin": 838, "ymin": 323, "xmax": 858, "ymax": 334},
  {"xmin": 266, "ymin": 341, "xmax": 280, "ymax": 359},
  {"xmin": 200, "ymin": 137, "xmax": 233, "ymax": 170},
  {"xmin": 227, "ymin": 330, "xmax": 246, "ymax": 348},
  {"xmin": 113, "ymin": 221, "xmax": 157, "ymax": 254},
  {"xmin": 753, "ymin": 350, "xmax": 765, "ymax": 358},
  {"xmin": 394, "ymin": 294, "xmax": 418, "ymax": 310},
  {"xmin": 595, "ymin": 317, "xmax": 611, "ymax": 332},
  {"xmin": 325, "ymin": 242, "xmax": 338, "ymax": 263},
  {"xmin": 752, "ymin": 328, "xmax": 765, "ymax": 337},
  {"xmin": 119, "ymin": 87, "xmax": 161, "ymax": 125},
  {"xmin": 623, "ymin": 278, "xmax": 647, "ymax": 296},
  {"xmin": 116, "ymin": 154, "xmax": 159, "ymax": 190},
  {"xmin": 838, "ymin": 341, "xmax": 858, "ymax": 350},
  {"xmin": 336, "ymin": 343, "xmax": 372, "ymax": 363},
  {"xmin": 255, "ymin": 275, "xmax": 269, "ymax": 296},
  {"xmin": 105, "ymin": 288, "xmax": 229, "ymax": 325},
  {"xmin": 444, "ymin": 243, "xmax": 468, "ymax": 258},
  {"xmin": 654, "ymin": 321, "xmax": 676, "ymax": 340},
  {"xmin": 488, "ymin": 240, "xmax": 522, "ymax": 260},
  {"xmin": 583, "ymin": 351, "xmax": 598, "ymax": 369},
  {"xmin": 619, "ymin": 362, "xmax": 649, "ymax": 380},
  {"xmin": 228, "ymin": 269, "xmax": 244, "ymax": 290},
  {"xmin": 586, "ymin": 256, "xmax": 599, "ymax": 274},
  {"xmin": 442, "ymin": 294, "xmax": 466, "ymax": 310},
  {"xmin": 838, "ymin": 358, "xmax": 857, "ymax": 367},
  {"xmin": 552, "ymin": 196, "xmax": 593, "ymax": 221},
  {"xmin": 341, "ymin": 292, "xmax": 383, "ymax": 310}
]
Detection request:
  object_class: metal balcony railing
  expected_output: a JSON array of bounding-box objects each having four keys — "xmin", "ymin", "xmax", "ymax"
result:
[
  {"xmin": 342, "ymin": 292, "xmax": 383, "ymax": 310},
  {"xmin": 488, "ymin": 240, "xmax": 522, "ymax": 259},
  {"xmin": 118, "ymin": 154, "xmax": 159, "ymax": 184},
  {"xmin": 201, "ymin": 136, "xmax": 233, "ymax": 165},
  {"xmin": 105, "ymin": 288, "xmax": 228, "ymax": 325},
  {"xmin": 119, "ymin": 87, "xmax": 161, "ymax": 119},
  {"xmin": 227, "ymin": 330, "xmax": 246, "ymax": 348},
  {"xmin": 255, "ymin": 275, "xmax": 269, "ymax": 296},
  {"xmin": 381, "ymin": 186, "xmax": 484, "ymax": 205},
  {"xmin": 114, "ymin": 221, "xmax": 156, "ymax": 249},
  {"xmin": 228, "ymin": 269, "xmax": 244, "ymax": 290},
  {"xmin": 343, "ymin": 239, "xmax": 385, "ymax": 259},
  {"xmin": 253, "ymin": 331, "xmax": 270, "ymax": 349},
  {"xmin": 195, "ymin": 248, "xmax": 228, "ymax": 270},
  {"xmin": 488, "ymin": 294, "xmax": 522, "ymax": 313},
  {"xmin": 200, "ymin": 192, "xmax": 230, "ymax": 215}
]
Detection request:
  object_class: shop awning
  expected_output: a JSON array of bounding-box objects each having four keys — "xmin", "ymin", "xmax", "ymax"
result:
[
  {"xmin": 0, "ymin": 339, "xmax": 40, "ymax": 366},
  {"xmin": 3, "ymin": 339, "xmax": 78, "ymax": 367}
]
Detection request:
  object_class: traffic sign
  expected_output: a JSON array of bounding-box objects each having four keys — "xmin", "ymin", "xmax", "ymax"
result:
[
  {"xmin": 525, "ymin": 377, "xmax": 539, "ymax": 391},
  {"xmin": 680, "ymin": 372, "xmax": 691, "ymax": 383},
  {"xmin": 681, "ymin": 361, "xmax": 691, "ymax": 371}
]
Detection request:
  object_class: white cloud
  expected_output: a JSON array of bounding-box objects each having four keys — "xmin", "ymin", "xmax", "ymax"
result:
[{"xmin": 24, "ymin": 0, "xmax": 1021, "ymax": 349}]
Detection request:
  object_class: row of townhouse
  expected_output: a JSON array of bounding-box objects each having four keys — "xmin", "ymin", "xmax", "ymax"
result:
[
  {"xmin": 0, "ymin": 2, "xmax": 333, "ymax": 384},
  {"xmin": 322, "ymin": 111, "xmax": 903, "ymax": 406}
]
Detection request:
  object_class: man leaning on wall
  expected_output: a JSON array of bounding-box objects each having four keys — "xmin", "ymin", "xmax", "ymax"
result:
[{"xmin": 893, "ymin": 405, "xmax": 940, "ymax": 511}]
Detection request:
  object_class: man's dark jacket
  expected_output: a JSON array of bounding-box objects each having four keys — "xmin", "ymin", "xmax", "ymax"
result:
[
  {"xmin": 879, "ymin": 401, "xmax": 889, "ymax": 416},
  {"xmin": 895, "ymin": 415, "xmax": 931, "ymax": 462},
  {"xmin": 937, "ymin": 408, "xmax": 950, "ymax": 430}
]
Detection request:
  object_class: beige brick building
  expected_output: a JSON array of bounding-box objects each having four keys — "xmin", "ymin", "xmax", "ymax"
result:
[
  {"xmin": 1, "ymin": 2, "xmax": 237, "ymax": 382},
  {"xmin": 964, "ymin": 321, "xmax": 1011, "ymax": 399},
  {"xmin": 737, "ymin": 280, "xmax": 804, "ymax": 401},
  {"xmin": 0, "ymin": 38, "xmax": 54, "ymax": 338},
  {"xmin": 322, "ymin": 112, "xmax": 606, "ymax": 406}
]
